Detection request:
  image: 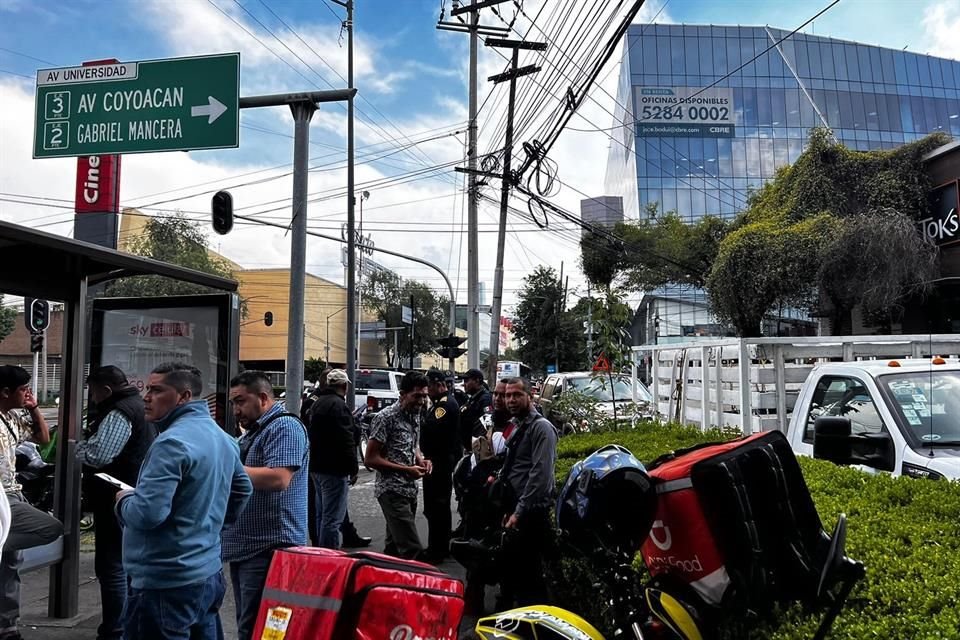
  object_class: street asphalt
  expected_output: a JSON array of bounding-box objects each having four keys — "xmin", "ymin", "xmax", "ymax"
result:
[{"xmin": 17, "ymin": 467, "xmax": 491, "ymax": 639}]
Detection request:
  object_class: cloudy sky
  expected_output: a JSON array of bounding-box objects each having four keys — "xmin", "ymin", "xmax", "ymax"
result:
[{"xmin": 2, "ymin": 0, "xmax": 959, "ymax": 313}]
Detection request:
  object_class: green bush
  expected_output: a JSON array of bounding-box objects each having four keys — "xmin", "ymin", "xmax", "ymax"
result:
[{"xmin": 552, "ymin": 424, "xmax": 960, "ymax": 640}]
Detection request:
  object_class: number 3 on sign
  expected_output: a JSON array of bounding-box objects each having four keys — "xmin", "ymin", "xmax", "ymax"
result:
[
  {"xmin": 43, "ymin": 122, "xmax": 69, "ymax": 151},
  {"xmin": 44, "ymin": 91, "xmax": 71, "ymax": 120}
]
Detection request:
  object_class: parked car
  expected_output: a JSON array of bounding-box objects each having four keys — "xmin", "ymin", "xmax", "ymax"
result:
[
  {"xmin": 786, "ymin": 358, "xmax": 960, "ymax": 480},
  {"xmin": 538, "ymin": 372, "xmax": 654, "ymax": 434}
]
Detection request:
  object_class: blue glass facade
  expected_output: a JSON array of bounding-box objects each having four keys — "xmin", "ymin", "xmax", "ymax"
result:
[{"xmin": 605, "ymin": 24, "xmax": 960, "ymax": 223}]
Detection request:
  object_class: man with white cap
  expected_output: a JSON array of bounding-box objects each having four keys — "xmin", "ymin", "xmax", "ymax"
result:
[{"xmin": 307, "ymin": 369, "xmax": 358, "ymax": 549}]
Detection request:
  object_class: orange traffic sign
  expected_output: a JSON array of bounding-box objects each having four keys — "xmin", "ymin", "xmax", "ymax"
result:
[{"xmin": 592, "ymin": 353, "xmax": 611, "ymax": 372}]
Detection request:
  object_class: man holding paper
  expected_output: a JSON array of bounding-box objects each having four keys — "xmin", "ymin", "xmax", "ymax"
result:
[{"xmin": 116, "ymin": 362, "xmax": 252, "ymax": 640}]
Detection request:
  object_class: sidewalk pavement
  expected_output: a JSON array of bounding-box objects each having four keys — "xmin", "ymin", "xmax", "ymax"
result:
[{"xmin": 18, "ymin": 468, "xmax": 491, "ymax": 639}]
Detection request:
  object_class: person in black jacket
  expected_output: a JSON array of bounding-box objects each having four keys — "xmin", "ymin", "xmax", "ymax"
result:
[
  {"xmin": 308, "ymin": 369, "xmax": 359, "ymax": 548},
  {"xmin": 459, "ymin": 369, "xmax": 492, "ymax": 453},
  {"xmin": 80, "ymin": 365, "xmax": 156, "ymax": 640},
  {"xmin": 420, "ymin": 369, "xmax": 462, "ymax": 563}
]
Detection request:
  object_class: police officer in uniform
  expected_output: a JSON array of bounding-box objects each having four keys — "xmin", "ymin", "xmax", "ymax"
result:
[
  {"xmin": 459, "ymin": 369, "xmax": 492, "ymax": 453},
  {"xmin": 420, "ymin": 369, "xmax": 461, "ymax": 563}
]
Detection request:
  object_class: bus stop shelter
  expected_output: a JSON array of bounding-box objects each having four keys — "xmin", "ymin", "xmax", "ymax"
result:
[{"xmin": 0, "ymin": 219, "xmax": 238, "ymax": 618}]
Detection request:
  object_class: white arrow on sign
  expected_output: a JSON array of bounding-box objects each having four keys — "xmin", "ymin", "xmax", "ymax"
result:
[{"xmin": 190, "ymin": 96, "xmax": 228, "ymax": 124}]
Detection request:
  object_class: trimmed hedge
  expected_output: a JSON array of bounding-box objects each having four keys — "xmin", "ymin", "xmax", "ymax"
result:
[{"xmin": 552, "ymin": 423, "xmax": 960, "ymax": 640}]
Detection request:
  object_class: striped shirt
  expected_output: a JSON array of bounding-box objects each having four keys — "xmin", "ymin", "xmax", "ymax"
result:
[
  {"xmin": 77, "ymin": 410, "xmax": 132, "ymax": 468},
  {"xmin": 222, "ymin": 403, "xmax": 309, "ymax": 563}
]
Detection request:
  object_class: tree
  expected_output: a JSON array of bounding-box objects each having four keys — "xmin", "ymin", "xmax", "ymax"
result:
[
  {"xmin": 303, "ymin": 357, "xmax": 328, "ymax": 384},
  {"xmin": 581, "ymin": 210, "xmax": 730, "ymax": 291},
  {"xmin": 360, "ymin": 269, "xmax": 449, "ymax": 366},
  {"xmin": 707, "ymin": 215, "xmax": 833, "ymax": 336},
  {"xmin": 0, "ymin": 295, "xmax": 16, "ymax": 343},
  {"xmin": 513, "ymin": 266, "xmax": 585, "ymax": 374},
  {"xmin": 707, "ymin": 129, "xmax": 947, "ymax": 335},
  {"xmin": 105, "ymin": 214, "xmax": 236, "ymax": 298}
]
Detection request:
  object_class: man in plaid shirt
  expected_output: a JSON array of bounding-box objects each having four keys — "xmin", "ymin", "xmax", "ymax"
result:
[
  {"xmin": 79, "ymin": 365, "xmax": 156, "ymax": 640},
  {"xmin": 0, "ymin": 366, "xmax": 62, "ymax": 640},
  {"xmin": 223, "ymin": 371, "xmax": 309, "ymax": 640}
]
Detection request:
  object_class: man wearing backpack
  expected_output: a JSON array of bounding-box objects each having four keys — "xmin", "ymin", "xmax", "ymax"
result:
[
  {"xmin": 498, "ymin": 377, "xmax": 558, "ymax": 607},
  {"xmin": 223, "ymin": 371, "xmax": 309, "ymax": 640}
]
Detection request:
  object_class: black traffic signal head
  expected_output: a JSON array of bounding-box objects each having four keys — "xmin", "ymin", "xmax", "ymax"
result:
[
  {"xmin": 212, "ymin": 190, "xmax": 234, "ymax": 235},
  {"xmin": 27, "ymin": 299, "xmax": 50, "ymax": 333},
  {"xmin": 264, "ymin": 311, "xmax": 273, "ymax": 327},
  {"xmin": 437, "ymin": 334, "xmax": 467, "ymax": 349},
  {"xmin": 438, "ymin": 346, "xmax": 467, "ymax": 360},
  {"xmin": 30, "ymin": 333, "xmax": 43, "ymax": 353}
]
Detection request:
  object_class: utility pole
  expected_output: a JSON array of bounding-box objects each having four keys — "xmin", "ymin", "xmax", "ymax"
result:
[
  {"xmin": 436, "ymin": 1, "xmax": 511, "ymax": 370},
  {"xmin": 237, "ymin": 90, "xmax": 356, "ymax": 415},
  {"xmin": 332, "ymin": 0, "xmax": 357, "ymax": 411},
  {"xmin": 587, "ymin": 281, "xmax": 594, "ymax": 363},
  {"xmin": 409, "ymin": 294, "xmax": 416, "ymax": 370},
  {"xmin": 555, "ymin": 261, "xmax": 563, "ymax": 374},
  {"xmin": 484, "ymin": 38, "xmax": 545, "ymax": 384},
  {"xmin": 285, "ymin": 100, "xmax": 316, "ymax": 415}
]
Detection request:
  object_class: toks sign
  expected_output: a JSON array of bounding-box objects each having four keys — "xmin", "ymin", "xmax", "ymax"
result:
[{"xmin": 922, "ymin": 180, "xmax": 960, "ymax": 247}]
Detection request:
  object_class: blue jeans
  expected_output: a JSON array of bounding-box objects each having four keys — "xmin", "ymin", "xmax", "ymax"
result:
[
  {"xmin": 229, "ymin": 550, "xmax": 275, "ymax": 640},
  {"xmin": 122, "ymin": 571, "xmax": 226, "ymax": 640},
  {"xmin": 93, "ymin": 499, "xmax": 127, "ymax": 640},
  {"xmin": 311, "ymin": 473, "xmax": 349, "ymax": 549}
]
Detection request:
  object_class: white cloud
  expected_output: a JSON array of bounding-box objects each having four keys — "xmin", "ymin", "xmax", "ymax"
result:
[
  {"xmin": 922, "ymin": 2, "xmax": 960, "ymax": 60},
  {"xmin": 1, "ymin": 1, "xmax": 668, "ymax": 314}
]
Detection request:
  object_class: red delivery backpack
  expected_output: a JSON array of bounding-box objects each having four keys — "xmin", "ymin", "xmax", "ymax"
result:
[
  {"xmin": 252, "ymin": 548, "xmax": 465, "ymax": 640},
  {"xmin": 640, "ymin": 430, "xmax": 863, "ymax": 627}
]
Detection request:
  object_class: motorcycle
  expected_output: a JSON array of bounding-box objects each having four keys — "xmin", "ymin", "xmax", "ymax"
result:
[
  {"xmin": 16, "ymin": 427, "xmax": 95, "ymax": 533},
  {"xmin": 460, "ymin": 442, "xmax": 864, "ymax": 640}
]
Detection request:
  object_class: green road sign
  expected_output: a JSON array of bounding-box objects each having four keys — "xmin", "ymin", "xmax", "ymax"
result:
[{"xmin": 33, "ymin": 53, "xmax": 239, "ymax": 158}]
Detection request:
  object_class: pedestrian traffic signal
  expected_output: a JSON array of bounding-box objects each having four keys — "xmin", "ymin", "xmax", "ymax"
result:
[
  {"xmin": 211, "ymin": 190, "xmax": 234, "ymax": 235},
  {"xmin": 30, "ymin": 333, "xmax": 43, "ymax": 353},
  {"xmin": 25, "ymin": 298, "xmax": 50, "ymax": 333},
  {"xmin": 264, "ymin": 311, "xmax": 273, "ymax": 327}
]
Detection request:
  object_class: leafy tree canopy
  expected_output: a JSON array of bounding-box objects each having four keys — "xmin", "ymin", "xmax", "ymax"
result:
[
  {"xmin": 360, "ymin": 269, "xmax": 449, "ymax": 367},
  {"xmin": 0, "ymin": 295, "xmax": 16, "ymax": 343},
  {"xmin": 106, "ymin": 214, "xmax": 236, "ymax": 298},
  {"xmin": 513, "ymin": 266, "xmax": 586, "ymax": 374},
  {"xmin": 581, "ymin": 209, "xmax": 730, "ymax": 291},
  {"xmin": 708, "ymin": 129, "xmax": 945, "ymax": 335}
]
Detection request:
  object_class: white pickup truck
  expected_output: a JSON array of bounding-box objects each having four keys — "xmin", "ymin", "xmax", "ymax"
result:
[
  {"xmin": 353, "ymin": 369, "xmax": 404, "ymax": 420},
  {"xmin": 785, "ymin": 359, "xmax": 960, "ymax": 480}
]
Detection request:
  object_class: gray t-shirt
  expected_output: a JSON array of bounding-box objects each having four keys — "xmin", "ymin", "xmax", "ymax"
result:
[{"xmin": 368, "ymin": 402, "xmax": 421, "ymax": 499}]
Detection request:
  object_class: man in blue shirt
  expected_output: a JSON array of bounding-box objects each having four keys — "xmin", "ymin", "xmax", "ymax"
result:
[
  {"xmin": 223, "ymin": 371, "xmax": 309, "ymax": 640},
  {"xmin": 116, "ymin": 362, "xmax": 252, "ymax": 640}
]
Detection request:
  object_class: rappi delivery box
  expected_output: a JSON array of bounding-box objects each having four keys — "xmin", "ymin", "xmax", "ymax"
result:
[{"xmin": 252, "ymin": 548, "xmax": 465, "ymax": 640}]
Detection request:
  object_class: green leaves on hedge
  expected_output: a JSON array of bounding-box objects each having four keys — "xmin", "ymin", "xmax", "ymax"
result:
[{"xmin": 553, "ymin": 423, "xmax": 960, "ymax": 640}]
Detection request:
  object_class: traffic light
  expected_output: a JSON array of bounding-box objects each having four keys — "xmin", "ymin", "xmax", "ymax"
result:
[
  {"xmin": 30, "ymin": 333, "xmax": 43, "ymax": 354},
  {"xmin": 211, "ymin": 190, "xmax": 234, "ymax": 235},
  {"xmin": 437, "ymin": 334, "xmax": 467, "ymax": 360},
  {"xmin": 25, "ymin": 298, "xmax": 50, "ymax": 333},
  {"xmin": 264, "ymin": 311, "xmax": 273, "ymax": 327}
]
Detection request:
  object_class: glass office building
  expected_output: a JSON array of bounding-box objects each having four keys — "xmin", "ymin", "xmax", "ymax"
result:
[{"xmin": 605, "ymin": 24, "xmax": 960, "ymax": 341}]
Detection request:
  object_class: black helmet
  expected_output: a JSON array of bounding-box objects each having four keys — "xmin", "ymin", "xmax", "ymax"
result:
[{"xmin": 556, "ymin": 445, "xmax": 657, "ymax": 553}]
